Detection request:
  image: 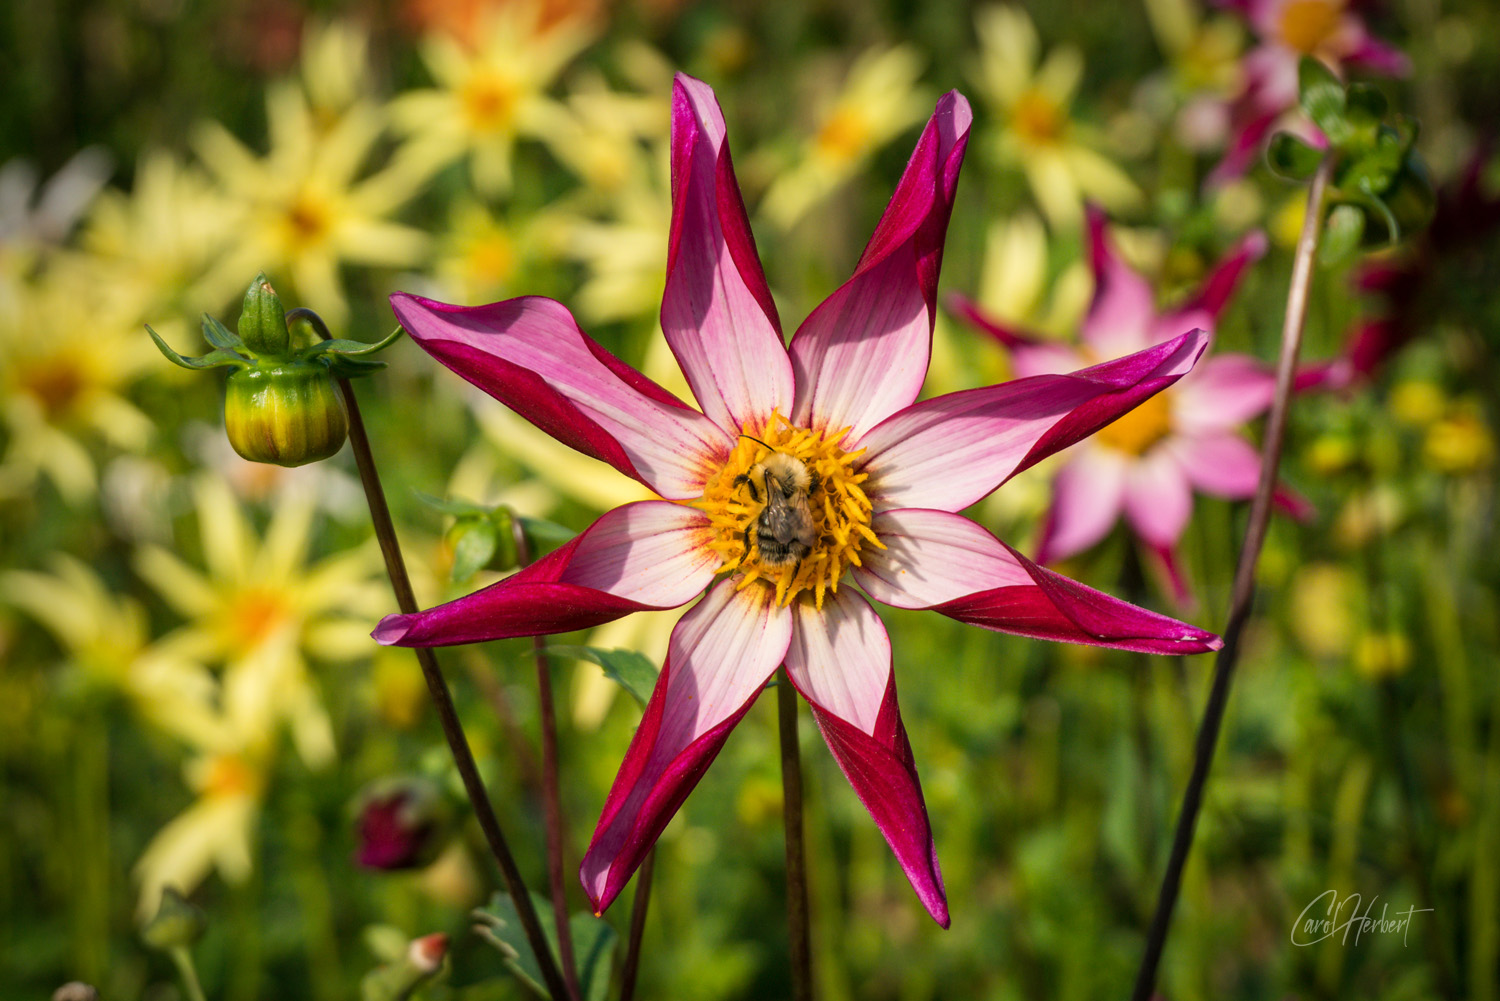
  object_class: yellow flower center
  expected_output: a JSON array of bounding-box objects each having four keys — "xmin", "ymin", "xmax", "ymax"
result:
[
  {"xmin": 1277, "ymin": 0, "xmax": 1344, "ymax": 54},
  {"xmin": 1012, "ymin": 88, "xmax": 1064, "ymax": 146},
  {"xmin": 461, "ymin": 72, "xmax": 519, "ymax": 133},
  {"xmin": 202, "ymin": 754, "xmax": 262, "ymax": 798},
  {"xmin": 283, "ymin": 193, "xmax": 333, "ymax": 247},
  {"xmin": 17, "ymin": 355, "xmax": 87, "ymax": 418},
  {"xmin": 226, "ymin": 588, "xmax": 290, "ymax": 648},
  {"xmin": 815, "ymin": 106, "xmax": 872, "ymax": 164},
  {"xmin": 1095, "ymin": 390, "xmax": 1173, "ymax": 455},
  {"xmin": 696, "ymin": 415, "xmax": 881, "ymax": 609}
]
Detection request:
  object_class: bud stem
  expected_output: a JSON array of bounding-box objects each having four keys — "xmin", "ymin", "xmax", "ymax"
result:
[
  {"xmin": 1129, "ymin": 155, "xmax": 1334, "ymax": 1001},
  {"xmin": 300, "ymin": 309, "xmax": 571, "ymax": 1001},
  {"xmin": 169, "ymin": 947, "xmax": 208, "ymax": 1001}
]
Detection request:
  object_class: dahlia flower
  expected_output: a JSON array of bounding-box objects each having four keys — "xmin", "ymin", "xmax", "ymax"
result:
[
  {"xmin": 952, "ymin": 208, "xmax": 1281, "ymax": 601},
  {"xmin": 375, "ymin": 74, "xmax": 1220, "ymax": 926}
]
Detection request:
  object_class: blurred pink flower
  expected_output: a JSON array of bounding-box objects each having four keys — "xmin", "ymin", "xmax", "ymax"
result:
[
  {"xmin": 375, "ymin": 76, "xmax": 1221, "ymax": 927},
  {"xmin": 953, "ymin": 208, "xmax": 1301, "ymax": 601},
  {"xmin": 1207, "ymin": 0, "xmax": 1409, "ymax": 184}
]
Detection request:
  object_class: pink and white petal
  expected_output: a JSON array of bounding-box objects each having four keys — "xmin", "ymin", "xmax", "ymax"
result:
[
  {"xmin": 373, "ymin": 501, "xmax": 718, "ymax": 647},
  {"xmin": 945, "ymin": 292, "xmax": 1045, "ymax": 352},
  {"xmin": 1346, "ymin": 32, "xmax": 1411, "ymax": 77},
  {"xmin": 789, "ymin": 92, "xmax": 972, "ymax": 441},
  {"xmin": 1145, "ymin": 541, "xmax": 1195, "ymax": 609},
  {"xmin": 1168, "ymin": 432, "xmax": 1263, "ymax": 499},
  {"xmin": 861, "ymin": 508, "xmax": 1220, "ymax": 653},
  {"xmin": 1205, "ymin": 108, "xmax": 1279, "ymax": 188},
  {"xmin": 1173, "ymin": 353, "xmax": 1277, "ymax": 432},
  {"xmin": 1177, "ymin": 230, "xmax": 1268, "ymax": 321},
  {"xmin": 784, "ymin": 590, "xmax": 948, "ymax": 926},
  {"xmin": 661, "ymin": 75, "xmax": 792, "ymax": 433},
  {"xmin": 579, "ymin": 578, "xmax": 792, "ymax": 914},
  {"xmin": 1010, "ymin": 342, "xmax": 1092, "ymax": 379},
  {"xmin": 854, "ymin": 507, "xmax": 1032, "ymax": 609},
  {"xmin": 1123, "ymin": 449, "xmax": 1195, "ymax": 548},
  {"xmin": 858, "ymin": 329, "xmax": 1207, "ymax": 512},
  {"xmin": 1079, "ymin": 206, "xmax": 1157, "ymax": 358},
  {"xmin": 392, "ymin": 293, "xmax": 731, "ymax": 499},
  {"xmin": 1034, "ymin": 448, "xmax": 1130, "ymax": 564}
]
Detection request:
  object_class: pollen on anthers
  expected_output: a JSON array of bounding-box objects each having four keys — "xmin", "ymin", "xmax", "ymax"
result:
[{"xmin": 694, "ymin": 413, "xmax": 882, "ymax": 609}]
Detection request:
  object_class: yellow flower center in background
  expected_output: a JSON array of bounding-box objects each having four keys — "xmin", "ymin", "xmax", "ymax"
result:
[
  {"xmin": 17, "ymin": 355, "xmax": 87, "ymax": 419},
  {"xmin": 815, "ymin": 106, "xmax": 873, "ymax": 164},
  {"xmin": 1096, "ymin": 390, "xmax": 1173, "ymax": 455},
  {"xmin": 283, "ymin": 193, "xmax": 333, "ymax": 247},
  {"xmin": 697, "ymin": 415, "xmax": 881, "ymax": 609},
  {"xmin": 1278, "ymin": 0, "xmax": 1343, "ymax": 54},
  {"xmin": 461, "ymin": 72, "xmax": 519, "ymax": 132},
  {"xmin": 227, "ymin": 588, "xmax": 290, "ymax": 648},
  {"xmin": 1012, "ymin": 89, "xmax": 1064, "ymax": 146},
  {"xmin": 202, "ymin": 754, "xmax": 262, "ymax": 798}
]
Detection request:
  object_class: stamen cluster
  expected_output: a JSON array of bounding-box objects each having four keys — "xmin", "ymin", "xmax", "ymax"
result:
[{"xmin": 697, "ymin": 415, "xmax": 881, "ymax": 609}]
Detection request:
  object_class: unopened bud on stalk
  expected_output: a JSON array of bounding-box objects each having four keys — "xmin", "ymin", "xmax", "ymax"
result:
[
  {"xmin": 354, "ymin": 776, "xmax": 455, "ymax": 871},
  {"xmin": 146, "ymin": 272, "xmax": 403, "ymax": 468},
  {"xmin": 360, "ymin": 932, "xmax": 450, "ymax": 1001},
  {"xmin": 140, "ymin": 887, "xmax": 206, "ymax": 951}
]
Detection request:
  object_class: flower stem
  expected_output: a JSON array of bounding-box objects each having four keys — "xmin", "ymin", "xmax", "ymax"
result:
[
  {"xmin": 777, "ymin": 669, "xmax": 814, "ymax": 1001},
  {"xmin": 1128, "ymin": 156, "xmax": 1333, "ymax": 1001},
  {"xmin": 512, "ymin": 519, "xmax": 583, "ymax": 1001},
  {"xmin": 169, "ymin": 946, "xmax": 208, "ymax": 1001},
  {"xmin": 618, "ymin": 846, "xmax": 656, "ymax": 1001},
  {"xmin": 314, "ymin": 323, "xmax": 571, "ymax": 1001}
]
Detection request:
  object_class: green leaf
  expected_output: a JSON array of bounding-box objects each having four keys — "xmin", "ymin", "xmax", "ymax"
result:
[
  {"xmin": 546, "ymin": 646, "xmax": 659, "ymax": 708},
  {"xmin": 1266, "ymin": 132, "xmax": 1323, "ymax": 180},
  {"xmin": 413, "ymin": 491, "xmax": 490, "ymax": 517},
  {"xmin": 517, "ymin": 515, "xmax": 578, "ymax": 546},
  {"xmin": 1345, "ymin": 83, "xmax": 1388, "ymax": 127},
  {"xmin": 326, "ymin": 355, "xmax": 387, "ymax": 379},
  {"xmin": 450, "ymin": 519, "xmax": 499, "ymax": 581},
  {"xmin": 201, "ymin": 314, "xmax": 241, "ymax": 350},
  {"xmin": 472, "ymin": 894, "xmax": 617, "ymax": 1001},
  {"xmin": 1319, "ymin": 203, "xmax": 1366, "ymax": 266},
  {"xmin": 147, "ymin": 325, "xmax": 251, "ymax": 370},
  {"xmin": 1297, "ymin": 57, "xmax": 1348, "ymax": 142}
]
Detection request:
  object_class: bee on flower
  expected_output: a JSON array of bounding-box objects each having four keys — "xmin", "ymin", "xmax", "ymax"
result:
[{"xmin": 374, "ymin": 74, "xmax": 1221, "ymax": 927}]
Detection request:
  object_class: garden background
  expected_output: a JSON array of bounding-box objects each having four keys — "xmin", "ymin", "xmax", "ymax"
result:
[{"xmin": 2, "ymin": 0, "xmax": 1498, "ymax": 998}]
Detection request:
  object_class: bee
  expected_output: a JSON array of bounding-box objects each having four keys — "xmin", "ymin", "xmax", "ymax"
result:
[{"xmin": 733, "ymin": 437, "xmax": 820, "ymax": 571}]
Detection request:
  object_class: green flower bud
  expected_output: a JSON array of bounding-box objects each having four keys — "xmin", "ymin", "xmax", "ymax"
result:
[
  {"xmin": 224, "ymin": 361, "xmax": 348, "ymax": 466},
  {"xmin": 237, "ymin": 273, "xmax": 289, "ymax": 356},
  {"xmin": 141, "ymin": 887, "xmax": 206, "ymax": 950},
  {"xmin": 360, "ymin": 933, "xmax": 449, "ymax": 1001}
]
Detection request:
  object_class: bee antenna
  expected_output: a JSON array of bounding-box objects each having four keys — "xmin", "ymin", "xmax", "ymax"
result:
[{"xmin": 738, "ymin": 434, "xmax": 771, "ymax": 450}]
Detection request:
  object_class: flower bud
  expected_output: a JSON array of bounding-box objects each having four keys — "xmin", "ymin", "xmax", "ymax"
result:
[
  {"xmin": 237, "ymin": 273, "xmax": 289, "ymax": 356},
  {"xmin": 360, "ymin": 932, "xmax": 449, "ymax": 1001},
  {"xmin": 223, "ymin": 361, "xmax": 348, "ymax": 467},
  {"xmin": 354, "ymin": 776, "xmax": 454, "ymax": 871},
  {"xmin": 141, "ymin": 887, "xmax": 206, "ymax": 950}
]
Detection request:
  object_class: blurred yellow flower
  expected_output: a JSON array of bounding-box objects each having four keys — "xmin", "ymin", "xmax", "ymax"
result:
[
  {"xmin": 193, "ymin": 82, "xmax": 431, "ymax": 326},
  {"xmin": 133, "ymin": 475, "xmax": 386, "ymax": 764},
  {"xmin": 759, "ymin": 46, "xmax": 931, "ymax": 230},
  {"xmin": 540, "ymin": 55, "xmax": 672, "ymax": 200},
  {"xmin": 1353, "ymin": 631, "xmax": 1412, "ymax": 679},
  {"xmin": 430, "ymin": 198, "xmax": 571, "ymax": 304},
  {"xmin": 1388, "ymin": 380, "xmax": 1447, "ymax": 427},
  {"xmin": 1287, "ymin": 562, "xmax": 1358, "ymax": 658},
  {"xmin": 390, "ymin": 2, "xmax": 594, "ymax": 196},
  {"xmin": 1424, "ymin": 402, "xmax": 1494, "ymax": 475},
  {"xmin": 0, "ymin": 273, "xmax": 156, "ymax": 504},
  {"xmin": 972, "ymin": 5, "xmax": 1141, "ymax": 228}
]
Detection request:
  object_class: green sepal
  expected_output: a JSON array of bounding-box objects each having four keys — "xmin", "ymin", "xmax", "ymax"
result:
[
  {"xmin": 449, "ymin": 518, "xmax": 500, "ymax": 581},
  {"xmin": 415, "ymin": 492, "xmax": 491, "ymax": 517},
  {"xmin": 1319, "ymin": 204, "xmax": 1367, "ymax": 265},
  {"xmin": 147, "ymin": 324, "xmax": 251, "ymax": 370},
  {"xmin": 517, "ymin": 515, "xmax": 577, "ymax": 546},
  {"xmin": 1267, "ymin": 132, "xmax": 1323, "ymax": 181},
  {"xmin": 201, "ymin": 314, "xmax": 241, "ymax": 350},
  {"xmin": 326, "ymin": 355, "xmax": 388, "ymax": 379},
  {"xmin": 1298, "ymin": 57, "xmax": 1348, "ymax": 143},
  {"xmin": 1345, "ymin": 83, "xmax": 1388, "ymax": 128},
  {"xmin": 473, "ymin": 893, "xmax": 617, "ymax": 1001},
  {"xmin": 304, "ymin": 325, "xmax": 405, "ymax": 359},
  {"xmin": 141, "ymin": 887, "xmax": 207, "ymax": 950},
  {"xmin": 545, "ymin": 646, "xmax": 658, "ymax": 708}
]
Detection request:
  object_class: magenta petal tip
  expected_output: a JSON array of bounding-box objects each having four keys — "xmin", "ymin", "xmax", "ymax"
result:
[{"xmin": 372, "ymin": 614, "xmax": 413, "ymax": 646}]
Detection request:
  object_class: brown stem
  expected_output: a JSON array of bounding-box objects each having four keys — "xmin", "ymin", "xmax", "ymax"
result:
[
  {"xmin": 618, "ymin": 846, "xmax": 656, "ymax": 1001},
  {"xmin": 778, "ymin": 670, "xmax": 814, "ymax": 1001},
  {"xmin": 1128, "ymin": 157, "xmax": 1334, "ymax": 1001},
  {"xmin": 512, "ymin": 518, "xmax": 582, "ymax": 1001},
  {"xmin": 297, "ymin": 313, "xmax": 570, "ymax": 1001}
]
